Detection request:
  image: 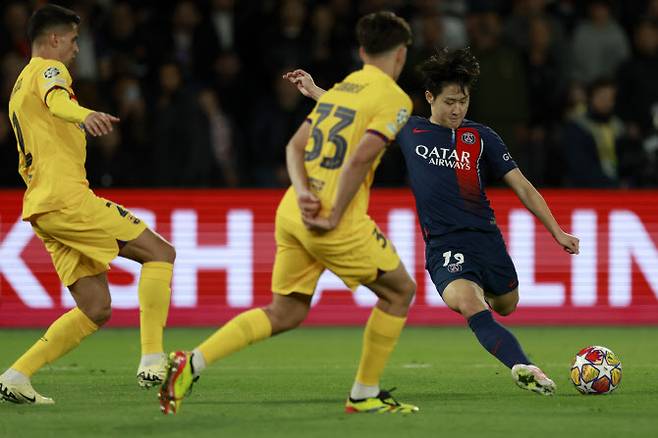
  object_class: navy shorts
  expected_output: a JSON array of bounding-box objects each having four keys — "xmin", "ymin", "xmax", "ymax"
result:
[{"xmin": 425, "ymin": 229, "xmax": 518, "ymax": 297}]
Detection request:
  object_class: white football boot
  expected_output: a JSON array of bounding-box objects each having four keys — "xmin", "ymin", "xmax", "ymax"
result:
[
  {"xmin": 137, "ymin": 354, "xmax": 167, "ymax": 389},
  {"xmin": 0, "ymin": 376, "xmax": 54, "ymax": 405},
  {"xmin": 511, "ymin": 364, "xmax": 556, "ymax": 396}
]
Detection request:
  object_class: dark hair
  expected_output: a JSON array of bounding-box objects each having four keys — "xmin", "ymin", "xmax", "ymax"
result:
[
  {"xmin": 27, "ymin": 4, "xmax": 81, "ymax": 43},
  {"xmin": 418, "ymin": 47, "xmax": 480, "ymax": 96},
  {"xmin": 356, "ymin": 11, "xmax": 412, "ymax": 56},
  {"xmin": 586, "ymin": 77, "xmax": 616, "ymax": 99}
]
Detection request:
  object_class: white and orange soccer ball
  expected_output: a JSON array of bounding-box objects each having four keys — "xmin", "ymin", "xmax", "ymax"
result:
[{"xmin": 570, "ymin": 346, "xmax": 622, "ymax": 394}]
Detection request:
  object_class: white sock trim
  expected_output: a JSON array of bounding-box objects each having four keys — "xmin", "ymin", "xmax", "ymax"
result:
[
  {"xmin": 2, "ymin": 368, "xmax": 30, "ymax": 385},
  {"xmin": 140, "ymin": 352, "xmax": 166, "ymax": 367},
  {"xmin": 350, "ymin": 382, "xmax": 379, "ymax": 400},
  {"xmin": 191, "ymin": 348, "xmax": 206, "ymax": 377}
]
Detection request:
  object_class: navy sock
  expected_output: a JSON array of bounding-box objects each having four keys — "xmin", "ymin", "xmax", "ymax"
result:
[{"xmin": 467, "ymin": 310, "xmax": 531, "ymax": 369}]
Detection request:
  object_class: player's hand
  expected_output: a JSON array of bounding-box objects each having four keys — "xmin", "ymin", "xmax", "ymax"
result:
[
  {"xmin": 282, "ymin": 69, "xmax": 319, "ymax": 99},
  {"xmin": 302, "ymin": 214, "xmax": 338, "ymax": 233},
  {"xmin": 84, "ymin": 112, "xmax": 120, "ymax": 137},
  {"xmin": 554, "ymin": 231, "xmax": 579, "ymax": 255},
  {"xmin": 297, "ymin": 191, "xmax": 321, "ymax": 219}
]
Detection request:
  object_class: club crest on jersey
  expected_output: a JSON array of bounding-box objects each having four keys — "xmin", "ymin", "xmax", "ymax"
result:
[
  {"xmin": 447, "ymin": 263, "xmax": 462, "ymax": 273},
  {"xmin": 43, "ymin": 67, "xmax": 61, "ymax": 79},
  {"xmin": 461, "ymin": 132, "xmax": 476, "ymax": 144}
]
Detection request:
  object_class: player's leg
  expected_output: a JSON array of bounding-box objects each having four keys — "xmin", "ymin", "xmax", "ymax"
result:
[
  {"xmin": 343, "ymin": 262, "xmax": 418, "ymax": 413},
  {"xmin": 442, "ymin": 280, "xmax": 555, "ymax": 395},
  {"xmin": 158, "ymin": 216, "xmax": 320, "ymax": 414},
  {"xmin": 318, "ymin": 220, "xmax": 417, "ymax": 413},
  {"xmin": 484, "ymin": 288, "xmax": 519, "ymax": 316},
  {"xmin": 0, "ymin": 273, "xmax": 109, "ymax": 404},
  {"xmin": 194, "ymin": 291, "xmax": 312, "ymax": 370},
  {"xmin": 442, "ymin": 279, "xmax": 531, "ymax": 368},
  {"xmin": 159, "ymin": 292, "xmax": 313, "ymax": 414},
  {"xmin": 118, "ymin": 228, "xmax": 176, "ymax": 388}
]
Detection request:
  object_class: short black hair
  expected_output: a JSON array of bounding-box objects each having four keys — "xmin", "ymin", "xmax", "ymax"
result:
[
  {"xmin": 356, "ymin": 11, "xmax": 412, "ymax": 56},
  {"xmin": 27, "ymin": 4, "xmax": 80, "ymax": 43},
  {"xmin": 418, "ymin": 47, "xmax": 480, "ymax": 96}
]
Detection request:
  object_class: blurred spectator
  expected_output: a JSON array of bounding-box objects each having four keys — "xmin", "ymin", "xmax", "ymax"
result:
[
  {"xmin": 546, "ymin": 0, "xmax": 582, "ymax": 36},
  {"xmin": 96, "ymin": 1, "xmax": 146, "ymax": 81},
  {"xmin": 504, "ymin": 0, "xmax": 567, "ymax": 53},
  {"xmin": 262, "ymin": 0, "xmax": 312, "ymax": 77},
  {"xmin": 0, "ymin": 0, "xmax": 656, "ymax": 188},
  {"xmin": 210, "ymin": 0, "xmax": 237, "ymax": 51},
  {"xmin": 198, "ymin": 88, "xmax": 241, "ymax": 187},
  {"xmin": 247, "ymin": 68, "xmax": 313, "ymax": 187},
  {"xmin": 85, "ymin": 123, "xmax": 137, "ymax": 188},
  {"xmin": 467, "ymin": 10, "xmax": 530, "ymax": 180},
  {"xmin": 523, "ymin": 16, "xmax": 568, "ymax": 185},
  {"xmin": 0, "ymin": 1, "xmax": 29, "ymax": 60},
  {"xmin": 70, "ymin": 1, "xmax": 99, "ymax": 81},
  {"xmin": 570, "ymin": 0, "xmax": 630, "ymax": 84},
  {"xmin": 150, "ymin": 61, "xmax": 214, "ymax": 187},
  {"xmin": 307, "ymin": 4, "xmax": 354, "ymax": 88},
  {"xmin": 616, "ymin": 18, "xmax": 658, "ymax": 140},
  {"xmin": 561, "ymin": 78, "xmax": 643, "ymax": 187},
  {"xmin": 409, "ymin": 0, "xmax": 468, "ymax": 50},
  {"xmin": 642, "ymin": 105, "xmax": 658, "ymax": 185},
  {"xmin": 167, "ymin": 0, "xmax": 219, "ymax": 81}
]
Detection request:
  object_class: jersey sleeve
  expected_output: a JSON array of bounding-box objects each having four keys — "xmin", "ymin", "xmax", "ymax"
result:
[
  {"xmin": 481, "ymin": 125, "xmax": 518, "ymax": 179},
  {"xmin": 36, "ymin": 61, "xmax": 73, "ymax": 105},
  {"xmin": 365, "ymin": 90, "xmax": 412, "ymax": 142}
]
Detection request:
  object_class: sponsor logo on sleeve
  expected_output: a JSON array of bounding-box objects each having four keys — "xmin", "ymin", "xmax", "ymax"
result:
[
  {"xmin": 502, "ymin": 153, "xmax": 511, "ymax": 161},
  {"xmin": 43, "ymin": 66, "xmax": 61, "ymax": 79},
  {"xmin": 396, "ymin": 108, "xmax": 409, "ymax": 127}
]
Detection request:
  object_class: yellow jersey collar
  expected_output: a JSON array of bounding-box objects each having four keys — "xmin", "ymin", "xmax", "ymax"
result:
[{"xmin": 362, "ymin": 64, "xmax": 393, "ymax": 82}]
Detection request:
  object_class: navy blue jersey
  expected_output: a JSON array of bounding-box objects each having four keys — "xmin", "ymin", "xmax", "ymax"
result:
[{"xmin": 397, "ymin": 116, "xmax": 517, "ymax": 238}]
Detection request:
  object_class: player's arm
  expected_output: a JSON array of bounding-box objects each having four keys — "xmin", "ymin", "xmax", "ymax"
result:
[
  {"xmin": 303, "ymin": 132, "xmax": 386, "ymax": 232},
  {"xmin": 46, "ymin": 89, "xmax": 119, "ymax": 137},
  {"xmin": 286, "ymin": 120, "xmax": 321, "ymax": 218},
  {"xmin": 503, "ymin": 168, "xmax": 580, "ymax": 254},
  {"xmin": 283, "ymin": 69, "xmax": 326, "ymax": 101}
]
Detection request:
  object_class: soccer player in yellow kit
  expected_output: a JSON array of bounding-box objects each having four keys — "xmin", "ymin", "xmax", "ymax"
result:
[
  {"xmin": 159, "ymin": 11, "xmax": 418, "ymax": 415},
  {"xmin": 0, "ymin": 5, "xmax": 175, "ymax": 404}
]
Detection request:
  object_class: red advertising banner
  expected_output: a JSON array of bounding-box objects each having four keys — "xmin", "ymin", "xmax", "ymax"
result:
[{"xmin": 1, "ymin": 189, "xmax": 657, "ymax": 327}]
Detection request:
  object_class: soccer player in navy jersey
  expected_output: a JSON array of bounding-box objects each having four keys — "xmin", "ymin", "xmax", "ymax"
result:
[{"xmin": 285, "ymin": 47, "xmax": 579, "ymax": 395}]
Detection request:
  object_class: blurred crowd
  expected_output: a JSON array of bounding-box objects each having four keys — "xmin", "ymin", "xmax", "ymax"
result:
[{"xmin": 0, "ymin": 0, "xmax": 657, "ymax": 188}]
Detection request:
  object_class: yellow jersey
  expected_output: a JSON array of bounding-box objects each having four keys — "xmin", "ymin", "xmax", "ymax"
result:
[
  {"xmin": 278, "ymin": 64, "xmax": 412, "ymax": 227},
  {"xmin": 8, "ymin": 57, "xmax": 91, "ymax": 220}
]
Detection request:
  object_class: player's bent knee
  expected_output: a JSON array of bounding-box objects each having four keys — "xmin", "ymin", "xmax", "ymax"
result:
[
  {"xmin": 401, "ymin": 278, "xmax": 416, "ymax": 304},
  {"xmin": 160, "ymin": 242, "xmax": 176, "ymax": 264},
  {"xmin": 86, "ymin": 305, "xmax": 111, "ymax": 326},
  {"xmin": 491, "ymin": 290, "xmax": 519, "ymax": 316},
  {"xmin": 264, "ymin": 301, "xmax": 308, "ymax": 334},
  {"xmin": 495, "ymin": 301, "xmax": 517, "ymax": 316}
]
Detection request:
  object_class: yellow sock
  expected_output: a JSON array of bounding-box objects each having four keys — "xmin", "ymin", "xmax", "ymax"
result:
[
  {"xmin": 197, "ymin": 308, "xmax": 272, "ymax": 366},
  {"xmin": 138, "ymin": 262, "xmax": 173, "ymax": 355},
  {"xmin": 11, "ymin": 307, "xmax": 98, "ymax": 377},
  {"xmin": 355, "ymin": 307, "xmax": 406, "ymax": 386}
]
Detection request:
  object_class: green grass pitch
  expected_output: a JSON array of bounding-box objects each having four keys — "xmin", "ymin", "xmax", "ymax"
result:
[{"xmin": 1, "ymin": 326, "xmax": 657, "ymax": 437}]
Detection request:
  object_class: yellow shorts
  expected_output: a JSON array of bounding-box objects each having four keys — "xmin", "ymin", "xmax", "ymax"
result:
[
  {"xmin": 31, "ymin": 191, "xmax": 147, "ymax": 286},
  {"xmin": 271, "ymin": 214, "xmax": 401, "ymax": 295}
]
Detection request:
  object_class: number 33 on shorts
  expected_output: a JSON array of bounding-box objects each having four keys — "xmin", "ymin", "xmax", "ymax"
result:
[{"xmin": 443, "ymin": 251, "xmax": 464, "ymax": 273}]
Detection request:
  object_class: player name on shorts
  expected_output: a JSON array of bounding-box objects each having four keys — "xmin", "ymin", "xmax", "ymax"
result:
[{"xmin": 415, "ymin": 145, "xmax": 471, "ymax": 170}]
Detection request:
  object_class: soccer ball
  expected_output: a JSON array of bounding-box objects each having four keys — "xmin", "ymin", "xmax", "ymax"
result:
[{"xmin": 570, "ymin": 346, "xmax": 622, "ymax": 394}]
